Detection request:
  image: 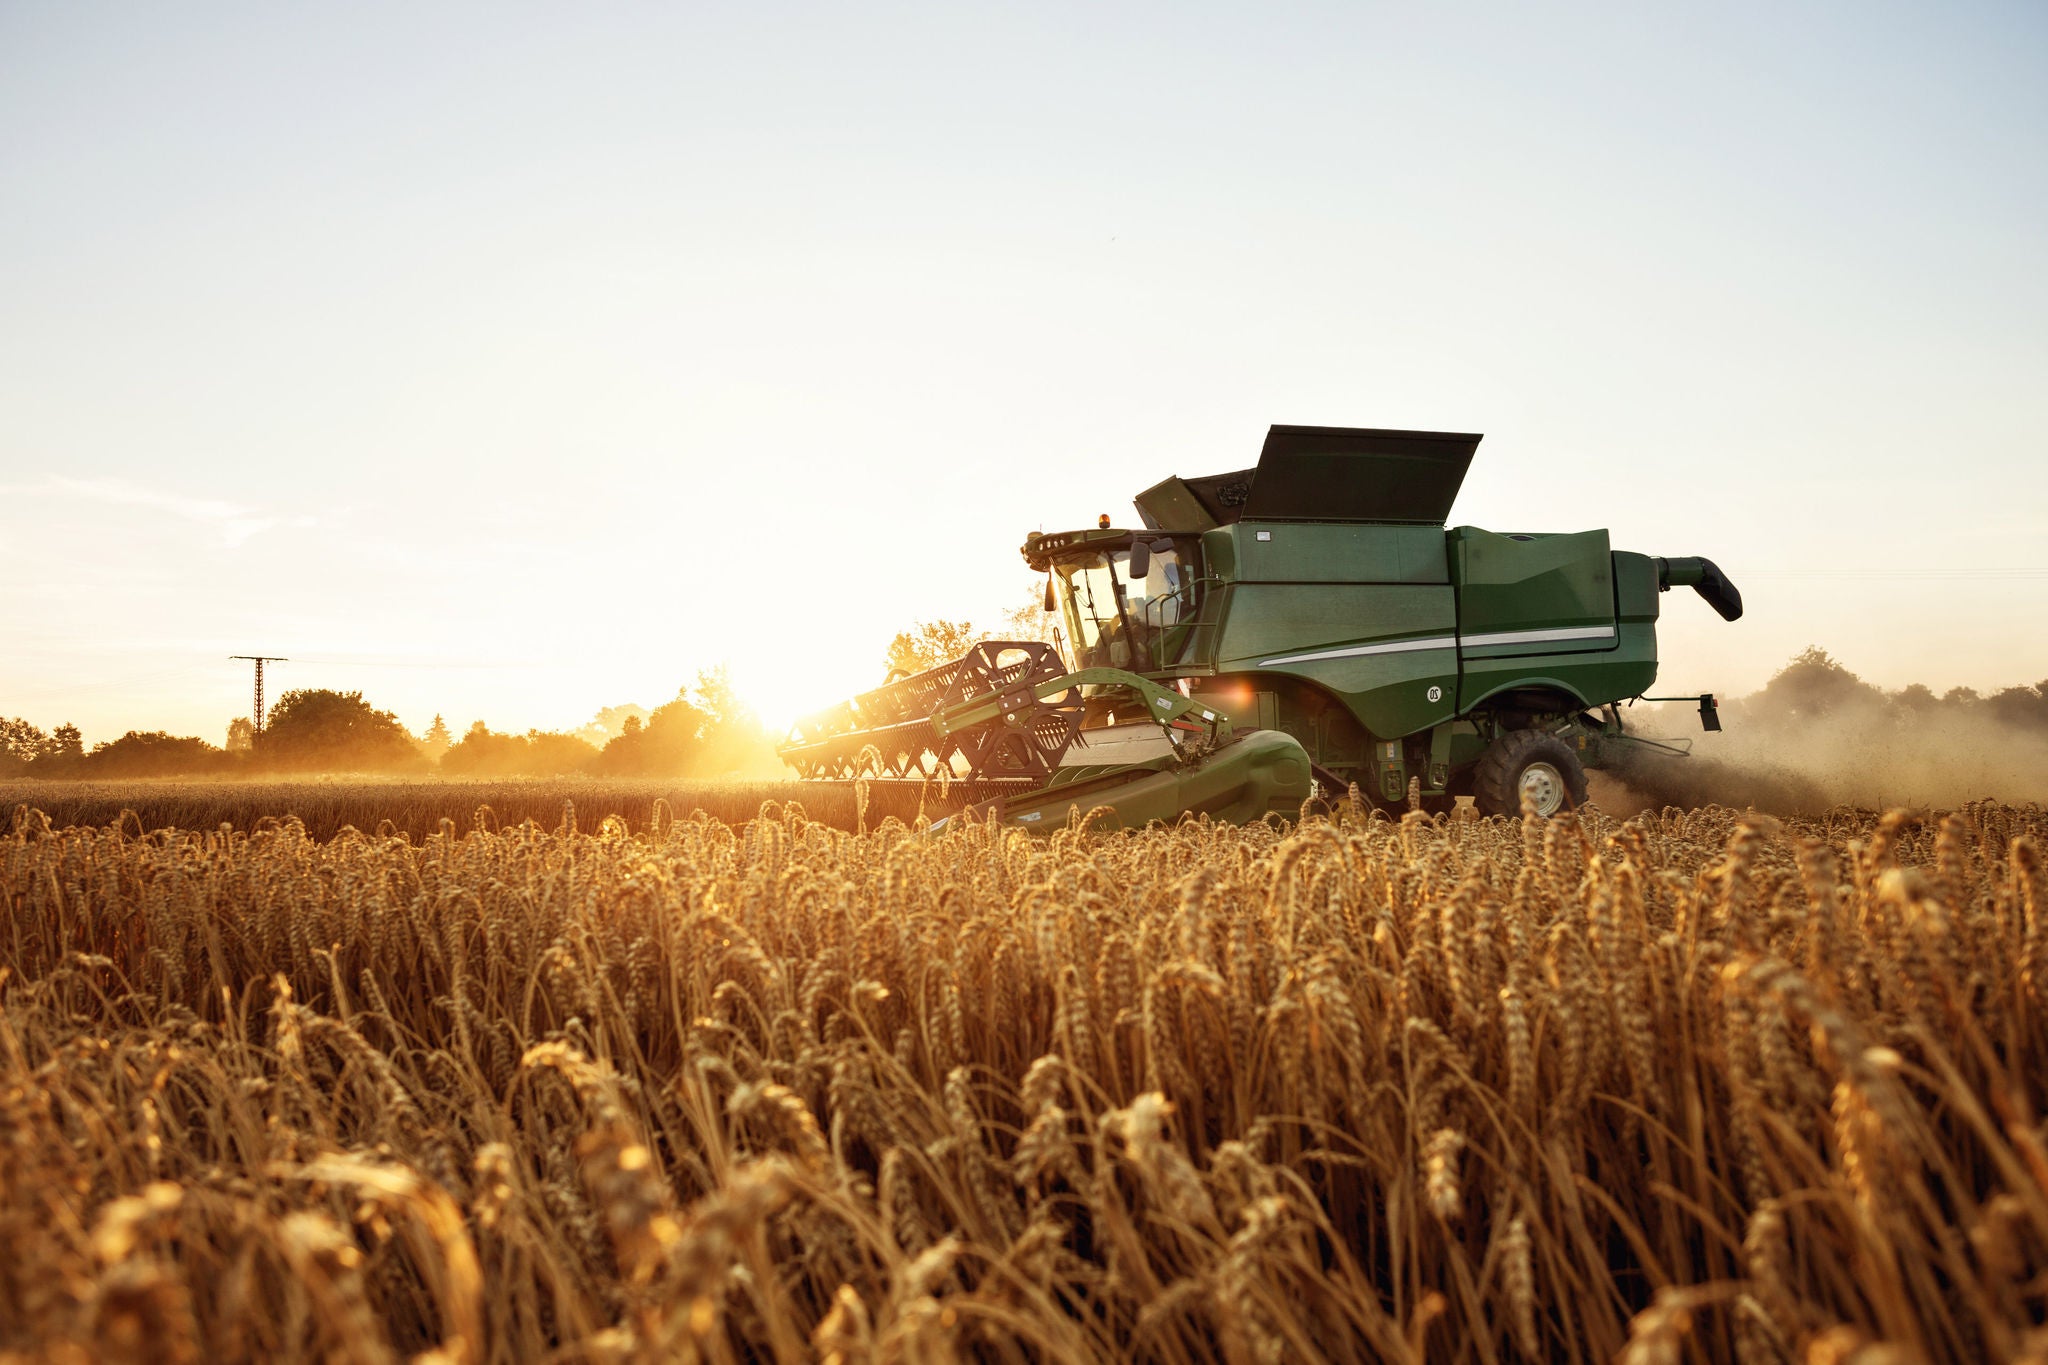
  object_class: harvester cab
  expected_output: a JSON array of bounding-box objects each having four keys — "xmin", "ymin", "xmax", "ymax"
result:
[{"xmin": 779, "ymin": 425, "xmax": 1741, "ymax": 830}]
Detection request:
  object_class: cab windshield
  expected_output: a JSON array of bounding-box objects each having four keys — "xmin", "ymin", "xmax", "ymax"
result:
[{"xmin": 1054, "ymin": 541, "xmax": 1196, "ymax": 672}]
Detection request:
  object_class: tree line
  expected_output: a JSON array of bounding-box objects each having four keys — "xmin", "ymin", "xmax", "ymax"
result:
[
  {"xmin": 1, "ymin": 614, "xmax": 1040, "ymax": 784},
  {"xmin": 17, "ymin": 641, "xmax": 2037, "ymax": 785},
  {"xmin": 0, "ymin": 668, "xmax": 778, "ymax": 781},
  {"xmin": 1717, "ymin": 646, "xmax": 2048, "ymax": 732}
]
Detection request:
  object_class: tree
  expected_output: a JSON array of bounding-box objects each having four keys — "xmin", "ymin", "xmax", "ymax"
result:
[
  {"xmin": 261, "ymin": 689, "xmax": 422, "ymax": 772},
  {"xmin": 689, "ymin": 665, "xmax": 779, "ymax": 778},
  {"xmin": 1985, "ymin": 683, "xmax": 2048, "ymax": 733},
  {"xmin": 884, "ymin": 618, "xmax": 980, "ymax": 680},
  {"xmin": 439, "ymin": 722, "xmax": 526, "ymax": 777},
  {"xmin": 440, "ymin": 724, "xmax": 599, "ymax": 777},
  {"xmin": 226, "ymin": 717, "xmax": 255, "ymax": 753},
  {"xmin": 593, "ymin": 689, "xmax": 707, "ymax": 777},
  {"xmin": 86, "ymin": 731, "xmax": 232, "ymax": 778},
  {"xmin": 42, "ymin": 724, "xmax": 84, "ymax": 774},
  {"xmin": 0, "ymin": 719, "xmax": 95, "ymax": 776},
  {"xmin": 1891, "ymin": 683, "xmax": 1939, "ymax": 712},
  {"xmin": 1748, "ymin": 647, "xmax": 1885, "ymax": 723},
  {"xmin": 575, "ymin": 704, "xmax": 649, "ymax": 748},
  {"xmin": 418, "ymin": 714, "xmax": 452, "ymax": 763},
  {"xmin": 524, "ymin": 730, "xmax": 601, "ymax": 776},
  {"xmin": 1000, "ymin": 579, "xmax": 1063, "ymax": 651},
  {"xmin": 1, "ymin": 718, "xmax": 46, "ymax": 775}
]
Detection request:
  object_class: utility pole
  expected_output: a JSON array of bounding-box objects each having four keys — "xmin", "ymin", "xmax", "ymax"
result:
[{"xmin": 229, "ymin": 656, "xmax": 288, "ymax": 737}]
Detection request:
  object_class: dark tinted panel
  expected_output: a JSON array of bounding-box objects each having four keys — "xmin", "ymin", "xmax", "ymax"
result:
[{"xmin": 1241, "ymin": 426, "xmax": 1480, "ymax": 525}]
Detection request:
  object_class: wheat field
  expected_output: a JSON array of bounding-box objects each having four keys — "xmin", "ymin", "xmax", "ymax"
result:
[
  {"xmin": 0, "ymin": 780, "xmax": 939, "ymax": 845},
  {"xmin": 4, "ymin": 794, "xmax": 2046, "ymax": 1363}
]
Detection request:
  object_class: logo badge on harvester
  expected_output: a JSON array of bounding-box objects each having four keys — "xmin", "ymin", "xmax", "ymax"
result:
[{"xmin": 1426, "ymin": 685, "xmax": 1443, "ymax": 702}]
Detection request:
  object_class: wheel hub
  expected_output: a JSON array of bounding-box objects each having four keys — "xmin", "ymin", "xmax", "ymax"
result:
[{"xmin": 1519, "ymin": 761, "xmax": 1567, "ymax": 817}]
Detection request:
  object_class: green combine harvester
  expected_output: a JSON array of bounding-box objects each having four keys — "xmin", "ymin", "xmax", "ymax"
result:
[{"xmin": 780, "ymin": 426, "xmax": 1741, "ymax": 829}]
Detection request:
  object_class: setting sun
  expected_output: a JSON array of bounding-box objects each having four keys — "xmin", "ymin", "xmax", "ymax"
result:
[{"xmin": 723, "ymin": 653, "xmax": 881, "ymax": 735}]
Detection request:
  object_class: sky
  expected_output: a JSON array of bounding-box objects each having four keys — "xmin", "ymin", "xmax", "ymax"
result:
[{"xmin": 3, "ymin": 1, "xmax": 2044, "ymax": 746}]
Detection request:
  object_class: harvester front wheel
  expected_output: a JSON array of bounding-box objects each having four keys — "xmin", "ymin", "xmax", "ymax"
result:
[{"xmin": 1473, "ymin": 729, "xmax": 1587, "ymax": 818}]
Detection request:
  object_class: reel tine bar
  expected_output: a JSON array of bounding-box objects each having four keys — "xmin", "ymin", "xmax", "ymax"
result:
[{"xmin": 778, "ymin": 641, "xmax": 1079, "ymax": 785}]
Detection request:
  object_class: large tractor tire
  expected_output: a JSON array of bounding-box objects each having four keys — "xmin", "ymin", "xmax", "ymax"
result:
[{"xmin": 1473, "ymin": 729, "xmax": 1588, "ymax": 818}]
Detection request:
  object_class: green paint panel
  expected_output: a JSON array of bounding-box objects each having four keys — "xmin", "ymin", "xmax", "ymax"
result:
[
  {"xmin": 1216, "ymin": 583, "xmax": 1459, "ymax": 739},
  {"xmin": 1613, "ymin": 551, "xmax": 1661, "ymax": 623},
  {"xmin": 1216, "ymin": 584, "xmax": 1453, "ymax": 663},
  {"xmin": 1457, "ymin": 622, "xmax": 1659, "ymax": 714},
  {"xmin": 1450, "ymin": 527, "xmax": 1615, "ymax": 641},
  {"xmin": 1318, "ymin": 650, "xmax": 1461, "ymax": 738},
  {"xmin": 1199, "ymin": 527, "xmax": 1238, "ymax": 580},
  {"xmin": 983, "ymin": 728, "xmax": 1313, "ymax": 832},
  {"xmin": 1134, "ymin": 475, "xmax": 1226, "ymax": 532},
  {"xmin": 1233, "ymin": 523, "xmax": 1449, "ymax": 585}
]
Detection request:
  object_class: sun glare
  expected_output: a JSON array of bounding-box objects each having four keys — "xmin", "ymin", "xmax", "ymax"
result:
[{"xmin": 726, "ymin": 655, "xmax": 880, "ymax": 734}]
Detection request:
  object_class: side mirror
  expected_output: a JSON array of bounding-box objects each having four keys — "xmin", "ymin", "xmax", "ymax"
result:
[
  {"xmin": 1127, "ymin": 540, "xmax": 1152, "ymax": 580},
  {"xmin": 1043, "ymin": 576, "xmax": 1056, "ymax": 612}
]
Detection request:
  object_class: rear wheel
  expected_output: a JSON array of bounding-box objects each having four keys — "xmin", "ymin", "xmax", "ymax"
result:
[{"xmin": 1473, "ymin": 729, "xmax": 1587, "ymax": 818}]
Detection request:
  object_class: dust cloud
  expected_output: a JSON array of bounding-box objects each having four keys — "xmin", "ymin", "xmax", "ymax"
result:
[{"xmin": 1590, "ymin": 669, "xmax": 2048, "ymax": 817}]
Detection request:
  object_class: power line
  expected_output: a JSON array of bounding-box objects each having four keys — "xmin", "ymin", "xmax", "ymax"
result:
[
  {"xmin": 284, "ymin": 655, "xmax": 559, "ymax": 670},
  {"xmin": 1736, "ymin": 568, "xmax": 2048, "ymax": 580},
  {"xmin": 228, "ymin": 656, "xmax": 288, "ymax": 736}
]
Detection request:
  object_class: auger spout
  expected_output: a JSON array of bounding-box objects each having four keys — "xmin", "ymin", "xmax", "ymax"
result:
[{"xmin": 1656, "ymin": 556, "xmax": 1744, "ymax": 622}]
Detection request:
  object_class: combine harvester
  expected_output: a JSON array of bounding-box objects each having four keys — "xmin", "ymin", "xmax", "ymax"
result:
[{"xmin": 780, "ymin": 426, "xmax": 1741, "ymax": 830}]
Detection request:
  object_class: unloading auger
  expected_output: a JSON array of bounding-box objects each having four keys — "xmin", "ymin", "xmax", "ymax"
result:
[{"xmin": 780, "ymin": 425, "xmax": 1742, "ymax": 831}]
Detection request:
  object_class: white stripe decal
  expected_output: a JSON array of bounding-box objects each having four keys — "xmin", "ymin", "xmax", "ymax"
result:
[
  {"xmin": 1257, "ymin": 623, "xmax": 1615, "ymax": 668},
  {"xmin": 1258, "ymin": 636, "xmax": 1457, "ymax": 667},
  {"xmin": 1459, "ymin": 624, "xmax": 1616, "ymax": 647}
]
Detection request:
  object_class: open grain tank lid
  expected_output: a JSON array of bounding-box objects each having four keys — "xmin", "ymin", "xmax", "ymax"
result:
[{"xmin": 1134, "ymin": 425, "xmax": 1482, "ymax": 529}]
